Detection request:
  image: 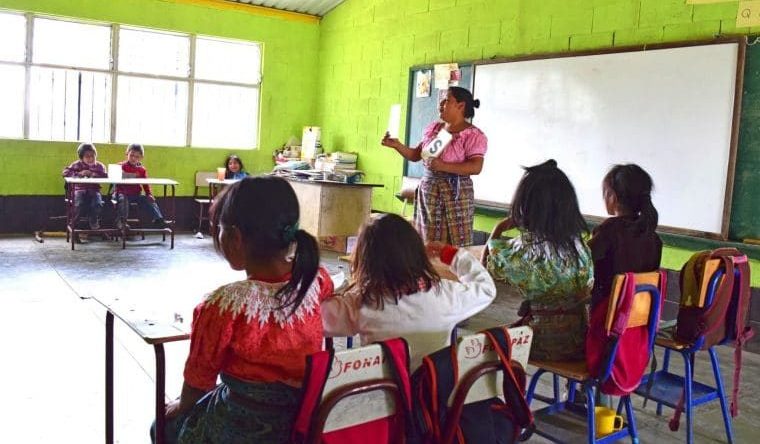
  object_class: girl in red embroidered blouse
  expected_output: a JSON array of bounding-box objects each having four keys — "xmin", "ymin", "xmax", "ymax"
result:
[{"xmin": 152, "ymin": 176, "xmax": 333, "ymax": 444}]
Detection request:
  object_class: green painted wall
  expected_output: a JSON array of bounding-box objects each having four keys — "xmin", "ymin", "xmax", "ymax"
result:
[
  {"xmin": 0, "ymin": 0, "xmax": 319, "ymax": 196},
  {"xmin": 316, "ymin": 0, "xmax": 753, "ymax": 227}
]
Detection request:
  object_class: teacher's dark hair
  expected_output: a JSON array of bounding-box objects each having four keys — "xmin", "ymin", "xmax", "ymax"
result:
[
  {"xmin": 603, "ymin": 164, "xmax": 658, "ymax": 234},
  {"xmin": 510, "ymin": 159, "xmax": 588, "ymax": 261},
  {"xmin": 210, "ymin": 176, "xmax": 320, "ymax": 317},
  {"xmin": 448, "ymin": 86, "xmax": 480, "ymax": 119}
]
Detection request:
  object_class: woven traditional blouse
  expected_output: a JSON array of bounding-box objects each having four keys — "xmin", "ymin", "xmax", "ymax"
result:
[
  {"xmin": 183, "ymin": 268, "xmax": 333, "ymax": 391},
  {"xmin": 417, "ymin": 121, "xmax": 488, "ymax": 164},
  {"xmin": 487, "ymin": 234, "xmax": 593, "ymax": 303},
  {"xmin": 487, "ymin": 234, "xmax": 594, "ymax": 361}
]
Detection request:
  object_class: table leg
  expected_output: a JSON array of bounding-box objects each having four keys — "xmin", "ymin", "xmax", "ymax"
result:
[
  {"xmin": 154, "ymin": 344, "xmax": 167, "ymax": 444},
  {"xmin": 106, "ymin": 311, "xmax": 114, "ymax": 444}
]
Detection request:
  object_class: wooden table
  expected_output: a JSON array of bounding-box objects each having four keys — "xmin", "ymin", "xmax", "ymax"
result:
[
  {"xmin": 205, "ymin": 177, "xmax": 240, "ymax": 200},
  {"xmin": 95, "ymin": 265, "xmax": 347, "ymax": 444},
  {"xmin": 284, "ymin": 178, "xmax": 383, "ymax": 237},
  {"xmin": 64, "ymin": 178, "xmax": 178, "ymax": 250}
]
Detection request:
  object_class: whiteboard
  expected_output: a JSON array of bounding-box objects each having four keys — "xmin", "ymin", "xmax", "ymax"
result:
[{"xmin": 471, "ymin": 42, "xmax": 741, "ymax": 237}]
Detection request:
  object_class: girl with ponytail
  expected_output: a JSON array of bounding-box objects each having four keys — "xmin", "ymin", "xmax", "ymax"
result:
[
  {"xmin": 588, "ymin": 163, "xmax": 662, "ymax": 309},
  {"xmin": 153, "ymin": 176, "xmax": 332, "ymax": 444}
]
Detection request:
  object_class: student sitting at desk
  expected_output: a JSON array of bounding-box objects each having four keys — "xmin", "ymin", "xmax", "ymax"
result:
[
  {"xmin": 482, "ymin": 159, "xmax": 593, "ymax": 362},
  {"xmin": 588, "ymin": 163, "xmax": 662, "ymax": 310},
  {"xmin": 152, "ymin": 176, "xmax": 333, "ymax": 444},
  {"xmin": 224, "ymin": 154, "xmax": 250, "ymax": 180},
  {"xmin": 114, "ymin": 143, "xmax": 167, "ymax": 229},
  {"xmin": 62, "ymin": 142, "xmax": 107, "ymax": 230},
  {"xmin": 321, "ymin": 213, "xmax": 496, "ymax": 370}
]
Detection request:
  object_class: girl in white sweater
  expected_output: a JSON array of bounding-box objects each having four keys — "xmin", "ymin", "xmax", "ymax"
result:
[{"xmin": 321, "ymin": 213, "xmax": 497, "ymax": 370}]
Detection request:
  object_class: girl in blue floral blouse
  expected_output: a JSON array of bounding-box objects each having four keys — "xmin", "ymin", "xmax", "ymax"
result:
[{"xmin": 482, "ymin": 159, "xmax": 593, "ymax": 361}]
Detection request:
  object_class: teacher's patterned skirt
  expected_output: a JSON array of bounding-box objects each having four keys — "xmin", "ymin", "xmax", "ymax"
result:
[{"xmin": 415, "ymin": 172, "xmax": 474, "ymax": 247}]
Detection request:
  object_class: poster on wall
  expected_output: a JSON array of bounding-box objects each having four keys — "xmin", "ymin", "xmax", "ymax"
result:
[
  {"xmin": 738, "ymin": 1, "xmax": 760, "ymax": 27},
  {"xmin": 434, "ymin": 63, "xmax": 459, "ymax": 89},
  {"xmin": 415, "ymin": 70, "xmax": 431, "ymax": 98}
]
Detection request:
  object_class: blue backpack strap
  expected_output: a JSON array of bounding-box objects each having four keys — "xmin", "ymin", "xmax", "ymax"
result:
[
  {"xmin": 291, "ymin": 348, "xmax": 335, "ymax": 443},
  {"xmin": 482, "ymin": 327, "xmax": 535, "ymax": 438}
]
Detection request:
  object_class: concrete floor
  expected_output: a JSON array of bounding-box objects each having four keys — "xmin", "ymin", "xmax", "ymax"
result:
[{"xmin": 1, "ymin": 233, "xmax": 757, "ymax": 443}]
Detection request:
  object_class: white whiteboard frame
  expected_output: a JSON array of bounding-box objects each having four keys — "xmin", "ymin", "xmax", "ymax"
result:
[{"xmin": 470, "ymin": 38, "xmax": 746, "ymax": 240}]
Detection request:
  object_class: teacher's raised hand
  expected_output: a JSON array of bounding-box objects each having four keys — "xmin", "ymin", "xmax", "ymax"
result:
[
  {"xmin": 381, "ymin": 131, "xmax": 402, "ymax": 150},
  {"xmin": 381, "ymin": 131, "xmax": 421, "ymax": 162}
]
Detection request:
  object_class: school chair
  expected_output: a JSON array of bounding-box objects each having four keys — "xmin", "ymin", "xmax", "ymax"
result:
[
  {"xmin": 634, "ymin": 254, "xmax": 751, "ymax": 444},
  {"xmin": 395, "ymin": 176, "xmax": 420, "ymax": 220},
  {"xmin": 440, "ymin": 326, "xmax": 535, "ymax": 444},
  {"xmin": 525, "ymin": 271, "xmax": 666, "ymax": 444},
  {"xmin": 292, "ymin": 338, "xmax": 412, "ymax": 444},
  {"xmin": 193, "ymin": 171, "xmax": 216, "ymax": 235}
]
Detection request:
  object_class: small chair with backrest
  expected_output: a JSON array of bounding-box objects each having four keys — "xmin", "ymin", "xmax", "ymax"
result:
[
  {"xmin": 634, "ymin": 251, "xmax": 752, "ymax": 444},
  {"xmin": 193, "ymin": 171, "xmax": 217, "ymax": 234},
  {"xmin": 440, "ymin": 326, "xmax": 535, "ymax": 444},
  {"xmin": 395, "ymin": 176, "xmax": 420, "ymax": 220},
  {"xmin": 525, "ymin": 271, "xmax": 666, "ymax": 444},
  {"xmin": 292, "ymin": 338, "xmax": 412, "ymax": 444}
]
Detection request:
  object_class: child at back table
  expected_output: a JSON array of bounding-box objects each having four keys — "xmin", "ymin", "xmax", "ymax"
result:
[
  {"xmin": 321, "ymin": 213, "xmax": 496, "ymax": 370},
  {"xmin": 152, "ymin": 176, "xmax": 333, "ymax": 444},
  {"xmin": 62, "ymin": 142, "xmax": 107, "ymax": 229},
  {"xmin": 114, "ymin": 143, "xmax": 166, "ymax": 229},
  {"xmin": 224, "ymin": 154, "xmax": 249, "ymax": 180}
]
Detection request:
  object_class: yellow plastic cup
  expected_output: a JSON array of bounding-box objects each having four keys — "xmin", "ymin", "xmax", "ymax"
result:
[
  {"xmin": 216, "ymin": 167, "xmax": 226, "ymax": 181},
  {"xmin": 595, "ymin": 406, "xmax": 624, "ymax": 437}
]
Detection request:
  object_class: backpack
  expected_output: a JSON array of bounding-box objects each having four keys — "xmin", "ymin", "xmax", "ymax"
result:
[
  {"xmin": 410, "ymin": 327, "xmax": 534, "ymax": 444},
  {"xmin": 586, "ymin": 271, "xmax": 667, "ymax": 396},
  {"xmin": 291, "ymin": 338, "xmax": 413, "ymax": 444},
  {"xmin": 673, "ymin": 248, "xmax": 754, "ymax": 420}
]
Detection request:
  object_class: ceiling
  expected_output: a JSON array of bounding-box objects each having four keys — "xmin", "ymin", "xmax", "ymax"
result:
[{"xmin": 223, "ymin": 0, "xmax": 346, "ymax": 17}]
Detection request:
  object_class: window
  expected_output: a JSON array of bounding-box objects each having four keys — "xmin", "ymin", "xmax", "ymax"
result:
[
  {"xmin": 0, "ymin": 12, "xmax": 26, "ymax": 138},
  {"xmin": 116, "ymin": 76, "xmax": 188, "ymax": 146},
  {"xmin": 33, "ymin": 18, "xmax": 111, "ymax": 70},
  {"xmin": 192, "ymin": 83, "xmax": 259, "ymax": 149},
  {"xmin": 0, "ymin": 66, "xmax": 25, "ymax": 138},
  {"xmin": 118, "ymin": 27, "xmax": 189, "ymax": 77},
  {"xmin": 29, "ymin": 68, "xmax": 112, "ymax": 142},
  {"xmin": 192, "ymin": 37, "xmax": 261, "ymax": 148},
  {"xmin": 2, "ymin": 11, "xmax": 262, "ymax": 148},
  {"xmin": 28, "ymin": 18, "xmax": 113, "ymax": 142}
]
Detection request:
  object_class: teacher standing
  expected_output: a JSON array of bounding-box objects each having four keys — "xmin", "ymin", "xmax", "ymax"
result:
[{"xmin": 382, "ymin": 86, "xmax": 487, "ymax": 246}]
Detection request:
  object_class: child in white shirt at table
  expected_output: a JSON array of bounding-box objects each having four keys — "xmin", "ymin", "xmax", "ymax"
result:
[{"xmin": 321, "ymin": 213, "xmax": 497, "ymax": 370}]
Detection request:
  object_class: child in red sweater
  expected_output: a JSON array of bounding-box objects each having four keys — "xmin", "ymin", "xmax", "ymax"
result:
[{"xmin": 113, "ymin": 143, "xmax": 166, "ymax": 229}]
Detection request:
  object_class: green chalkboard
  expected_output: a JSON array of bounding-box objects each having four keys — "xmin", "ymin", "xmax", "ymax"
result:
[{"xmin": 731, "ymin": 42, "xmax": 760, "ymax": 240}]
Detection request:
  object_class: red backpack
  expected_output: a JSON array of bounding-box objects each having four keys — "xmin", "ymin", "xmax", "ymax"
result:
[
  {"xmin": 291, "ymin": 338, "xmax": 412, "ymax": 444},
  {"xmin": 410, "ymin": 326, "xmax": 534, "ymax": 444},
  {"xmin": 586, "ymin": 271, "xmax": 667, "ymax": 395},
  {"xmin": 673, "ymin": 248, "xmax": 754, "ymax": 419}
]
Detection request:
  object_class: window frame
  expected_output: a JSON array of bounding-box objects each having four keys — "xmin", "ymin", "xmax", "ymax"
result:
[{"xmin": 0, "ymin": 10, "xmax": 262, "ymax": 149}]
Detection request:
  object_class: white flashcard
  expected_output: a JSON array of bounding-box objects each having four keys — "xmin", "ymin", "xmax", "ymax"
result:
[
  {"xmin": 387, "ymin": 104, "xmax": 401, "ymax": 138},
  {"xmin": 421, "ymin": 128, "xmax": 452, "ymax": 160}
]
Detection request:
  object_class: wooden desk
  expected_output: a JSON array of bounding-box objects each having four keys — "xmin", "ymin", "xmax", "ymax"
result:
[
  {"xmin": 205, "ymin": 178, "xmax": 240, "ymax": 200},
  {"xmin": 285, "ymin": 178, "xmax": 383, "ymax": 237},
  {"xmin": 64, "ymin": 178, "xmax": 178, "ymax": 250},
  {"xmin": 95, "ymin": 265, "xmax": 346, "ymax": 444}
]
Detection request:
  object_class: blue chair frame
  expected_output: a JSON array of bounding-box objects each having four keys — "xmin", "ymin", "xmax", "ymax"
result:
[
  {"xmin": 525, "ymin": 282, "xmax": 662, "ymax": 444},
  {"xmin": 634, "ymin": 268, "xmax": 737, "ymax": 444}
]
